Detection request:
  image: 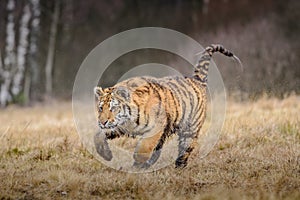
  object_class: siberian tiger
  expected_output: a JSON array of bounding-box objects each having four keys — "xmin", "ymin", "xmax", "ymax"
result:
[{"xmin": 94, "ymin": 44, "xmax": 240, "ymax": 169}]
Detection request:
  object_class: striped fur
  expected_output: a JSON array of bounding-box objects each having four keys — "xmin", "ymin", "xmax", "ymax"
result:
[{"xmin": 94, "ymin": 44, "xmax": 239, "ymax": 168}]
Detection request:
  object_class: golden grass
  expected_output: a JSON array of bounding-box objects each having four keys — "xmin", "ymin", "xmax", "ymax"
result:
[{"xmin": 0, "ymin": 96, "xmax": 299, "ymax": 200}]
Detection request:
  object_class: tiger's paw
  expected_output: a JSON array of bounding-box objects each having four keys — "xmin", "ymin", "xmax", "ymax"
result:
[
  {"xmin": 175, "ymin": 157, "xmax": 188, "ymax": 169},
  {"xmin": 94, "ymin": 133, "xmax": 113, "ymax": 161},
  {"xmin": 133, "ymin": 161, "xmax": 151, "ymax": 169},
  {"xmin": 95, "ymin": 142, "xmax": 112, "ymax": 161}
]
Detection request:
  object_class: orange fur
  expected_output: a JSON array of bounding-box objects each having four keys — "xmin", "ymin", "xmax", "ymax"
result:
[{"xmin": 94, "ymin": 44, "xmax": 240, "ymax": 168}]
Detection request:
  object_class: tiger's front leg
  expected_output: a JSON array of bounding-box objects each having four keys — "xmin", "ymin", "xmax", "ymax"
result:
[
  {"xmin": 133, "ymin": 130, "xmax": 166, "ymax": 169},
  {"xmin": 94, "ymin": 131, "xmax": 119, "ymax": 161}
]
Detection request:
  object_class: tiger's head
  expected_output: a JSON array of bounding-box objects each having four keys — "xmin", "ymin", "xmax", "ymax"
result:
[{"xmin": 94, "ymin": 86, "xmax": 133, "ymax": 130}]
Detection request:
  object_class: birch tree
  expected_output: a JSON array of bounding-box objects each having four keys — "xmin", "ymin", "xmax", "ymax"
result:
[
  {"xmin": 25, "ymin": 0, "xmax": 40, "ymax": 103},
  {"xmin": 0, "ymin": 0, "xmax": 36, "ymax": 107},
  {"xmin": 12, "ymin": 2, "xmax": 31, "ymax": 96},
  {"xmin": 0, "ymin": 0, "xmax": 16, "ymax": 107},
  {"xmin": 45, "ymin": 0, "xmax": 60, "ymax": 96}
]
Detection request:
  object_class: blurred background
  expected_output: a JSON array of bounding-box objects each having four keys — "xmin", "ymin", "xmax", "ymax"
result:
[{"xmin": 0, "ymin": 0, "xmax": 299, "ymax": 107}]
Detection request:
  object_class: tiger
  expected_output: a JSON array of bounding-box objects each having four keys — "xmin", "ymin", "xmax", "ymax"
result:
[{"xmin": 94, "ymin": 44, "xmax": 240, "ymax": 169}]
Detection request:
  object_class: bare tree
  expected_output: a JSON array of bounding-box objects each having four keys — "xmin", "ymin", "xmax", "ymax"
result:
[
  {"xmin": 45, "ymin": 0, "xmax": 60, "ymax": 96},
  {"xmin": 0, "ymin": 0, "xmax": 16, "ymax": 107},
  {"xmin": 25, "ymin": 0, "xmax": 40, "ymax": 103},
  {"xmin": 0, "ymin": 0, "xmax": 36, "ymax": 107},
  {"xmin": 202, "ymin": 0, "xmax": 210, "ymax": 15},
  {"xmin": 12, "ymin": 2, "xmax": 32, "ymax": 96}
]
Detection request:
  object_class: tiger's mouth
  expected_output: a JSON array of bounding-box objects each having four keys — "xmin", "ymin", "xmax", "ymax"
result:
[
  {"xmin": 97, "ymin": 116, "xmax": 130, "ymax": 130},
  {"xmin": 98, "ymin": 121, "xmax": 118, "ymax": 129}
]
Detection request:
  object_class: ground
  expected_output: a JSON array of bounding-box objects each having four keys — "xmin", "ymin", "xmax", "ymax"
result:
[{"xmin": 0, "ymin": 96, "xmax": 299, "ymax": 200}]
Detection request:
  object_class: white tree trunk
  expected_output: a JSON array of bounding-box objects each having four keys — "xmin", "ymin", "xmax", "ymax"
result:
[
  {"xmin": 29, "ymin": 0, "xmax": 40, "ymax": 81},
  {"xmin": 4, "ymin": 0, "xmax": 16, "ymax": 68},
  {"xmin": 12, "ymin": 2, "xmax": 31, "ymax": 95},
  {"xmin": 25, "ymin": 0, "xmax": 40, "ymax": 103},
  {"xmin": 0, "ymin": 50, "xmax": 10, "ymax": 107},
  {"xmin": 0, "ymin": 50, "xmax": 3, "ymax": 74},
  {"xmin": 45, "ymin": 0, "xmax": 60, "ymax": 96},
  {"xmin": 202, "ymin": 0, "xmax": 210, "ymax": 15},
  {"xmin": 0, "ymin": 0, "xmax": 16, "ymax": 107},
  {"xmin": 0, "ymin": 50, "xmax": 8, "ymax": 107}
]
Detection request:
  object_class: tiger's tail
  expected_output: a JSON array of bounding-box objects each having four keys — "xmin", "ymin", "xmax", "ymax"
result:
[{"xmin": 193, "ymin": 44, "xmax": 241, "ymax": 85}]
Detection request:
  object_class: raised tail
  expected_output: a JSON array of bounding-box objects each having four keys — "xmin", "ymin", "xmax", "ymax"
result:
[{"xmin": 193, "ymin": 44, "xmax": 241, "ymax": 85}]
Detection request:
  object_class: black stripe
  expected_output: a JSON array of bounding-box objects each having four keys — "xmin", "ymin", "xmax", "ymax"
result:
[
  {"xmin": 167, "ymin": 80, "xmax": 187, "ymax": 125},
  {"xmin": 190, "ymin": 101, "xmax": 201, "ymax": 124},
  {"xmin": 138, "ymin": 77, "xmax": 163, "ymax": 121},
  {"xmin": 122, "ymin": 105, "xmax": 126, "ymax": 114},
  {"xmin": 179, "ymin": 100, "xmax": 186, "ymax": 125},
  {"xmin": 169, "ymin": 82, "xmax": 186, "ymax": 97},
  {"xmin": 178, "ymin": 78, "xmax": 196, "ymax": 122},
  {"xmin": 118, "ymin": 128, "xmax": 126, "ymax": 136},
  {"xmin": 153, "ymin": 81, "xmax": 168, "ymax": 115},
  {"xmin": 160, "ymin": 114, "xmax": 172, "ymax": 140},
  {"xmin": 186, "ymin": 79, "xmax": 206, "ymax": 127},
  {"xmin": 166, "ymin": 82, "xmax": 181, "ymax": 124},
  {"xmin": 190, "ymin": 95, "xmax": 204, "ymax": 125},
  {"xmin": 193, "ymin": 119, "xmax": 205, "ymax": 135},
  {"xmin": 199, "ymin": 66, "xmax": 208, "ymax": 74},
  {"xmin": 168, "ymin": 90, "xmax": 179, "ymax": 123},
  {"xmin": 133, "ymin": 99, "xmax": 140, "ymax": 126},
  {"xmin": 194, "ymin": 74, "xmax": 207, "ymax": 83},
  {"xmin": 138, "ymin": 125, "xmax": 155, "ymax": 135},
  {"xmin": 167, "ymin": 81, "xmax": 187, "ymax": 125},
  {"xmin": 188, "ymin": 79, "xmax": 202, "ymax": 103},
  {"xmin": 190, "ymin": 109, "xmax": 203, "ymax": 129},
  {"xmin": 193, "ymin": 75, "xmax": 202, "ymax": 81},
  {"xmin": 149, "ymin": 114, "xmax": 172, "ymax": 165},
  {"xmin": 174, "ymin": 78, "xmax": 189, "ymax": 98},
  {"xmin": 167, "ymin": 81, "xmax": 180, "ymax": 91},
  {"xmin": 176, "ymin": 78, "xmax": 189, "ymax": 91},
  {"xmin": 147, "ymin": 82, "xmax": 162, "ymax": 114},
  {"xmin": 140, "ymin": 80, "xmax": 164, "ymax": 130},
  {"xmin": 126, "ymin": 105, "xmax": 131, "ymax": 115},
  {"xmin": 143, "ymin": 112, "xmax": 149, "ymax": 129},
  {"xmin": 190, "ymin": 104, "xmax": 205, "ymax": 128},
  {"xmin": 220, "ymin": 46, "xmax": 225, "ymax": 53},
  {"xmin": 194, "ymin": 101, "xmax": 205, "ymax": 123},
  {"xmin": 187, "ymin": 91, "xmax": 195, "ymax": 121}
]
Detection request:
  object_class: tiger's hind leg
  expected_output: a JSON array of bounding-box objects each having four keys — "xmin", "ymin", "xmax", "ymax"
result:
[
  {"xmin": 133, "ymin": 130, "xmax": 167, "ymax": 169},
  {"xmin": 175, "ymin": 133, "xmax": 198, "ymax": 168}
]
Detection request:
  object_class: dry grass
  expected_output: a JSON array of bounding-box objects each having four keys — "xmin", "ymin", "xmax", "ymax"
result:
[{"xmin": 0, "ymin": 96, "xmax": 299, "ymax": 200}]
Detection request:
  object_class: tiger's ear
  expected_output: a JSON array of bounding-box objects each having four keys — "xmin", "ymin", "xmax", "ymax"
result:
[
  {"xmin": 94, "ymin": 86, "xmax": 104, "ymax": 97},
  {"xmin": 114, "ymin": 87, "xmax": 130, "ymax": 101}
]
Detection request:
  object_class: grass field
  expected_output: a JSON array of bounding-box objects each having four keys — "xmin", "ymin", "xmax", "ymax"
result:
[{"xmin": 0, "ymin": 96, "xmax": 299, "ymax": 200}]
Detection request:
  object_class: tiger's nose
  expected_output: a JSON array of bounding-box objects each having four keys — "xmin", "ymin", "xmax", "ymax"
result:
[{"xmin": 101, "ymin": 120, "xmax": 108, "ymax": 125}]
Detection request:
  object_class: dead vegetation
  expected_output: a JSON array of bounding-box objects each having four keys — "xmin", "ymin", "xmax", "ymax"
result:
[{"xmin": 0, "ymin": 96, "xmax": 299, "ymax": 199}]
